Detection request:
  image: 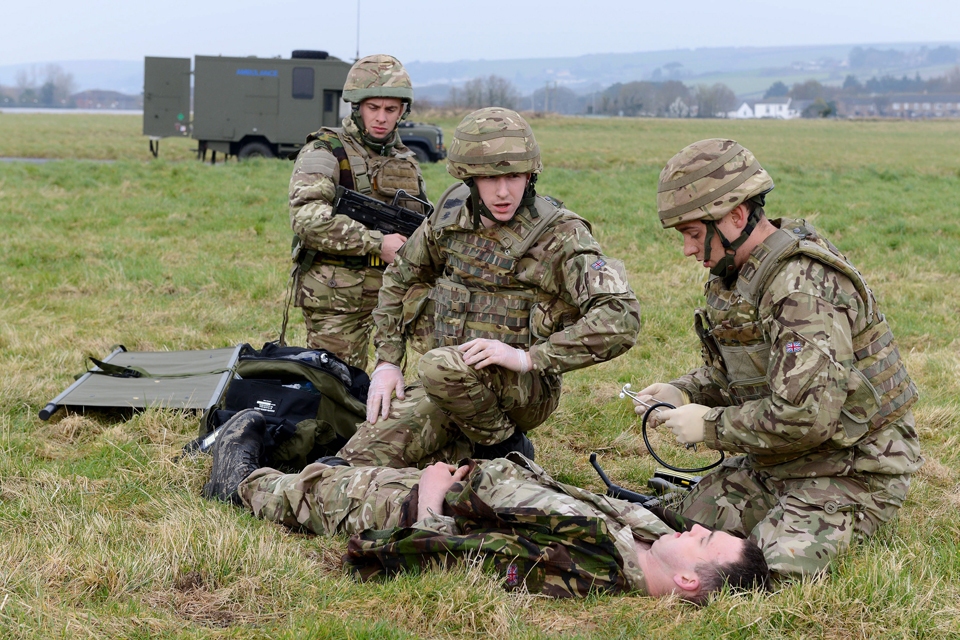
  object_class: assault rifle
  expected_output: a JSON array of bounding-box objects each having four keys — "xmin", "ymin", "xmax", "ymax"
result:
[{"xmin": 333, "ymin": 185, "xmax": 431, "ymax": 238}]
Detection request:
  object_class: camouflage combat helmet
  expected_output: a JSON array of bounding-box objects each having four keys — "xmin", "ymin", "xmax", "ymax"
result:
[
  {"xmin": 447, "ymin": 107, "xmax": 543, "ymax": 180},
  {"xmin": 658, "ymin": 139, "xmax": 775, "ymax": 284},
  {"xmin": 342, "ymin": 54, "xmax": 414, "ymax": 106},
  {"xmin": 657, "ymin": 139, "xmax": 774, "ymax": 229}
]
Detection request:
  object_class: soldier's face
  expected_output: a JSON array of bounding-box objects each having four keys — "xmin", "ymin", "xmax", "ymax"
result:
[
  {"xmin": 650, "ymin": 524, "xmax": 744, "ymax": 575},
  {"xmin": 676, "ymin": 218, "xmax": 737, "ymax": 269},
  {"xmin": 475, "ymin": 173, "xmax": 530, "ymax": 224},
  {"xmin": 359, "ymin": 97, "xmax": 404, "ymax": 140}
]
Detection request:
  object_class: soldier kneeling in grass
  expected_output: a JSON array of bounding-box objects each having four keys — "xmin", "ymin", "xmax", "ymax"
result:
[
  {"xmin": 633, "ymin": 139, "xmax": 922, "ymax": 581},
  {"xmin": 203, "ymin": 409, "xmax": 770, "ymax": 602},
  {"xmin": 338, "ymin": 106, "xmax": 640, "ymax": 469}
]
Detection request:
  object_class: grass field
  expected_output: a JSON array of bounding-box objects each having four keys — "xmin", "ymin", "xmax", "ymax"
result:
[{"xmin": 1, "ymin": 112, "xmax": 959, "ymax": 639}]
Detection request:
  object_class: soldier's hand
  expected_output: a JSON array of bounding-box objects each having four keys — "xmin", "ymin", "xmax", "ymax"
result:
[
  {"xmin": 659, "ymin": 403, "xmax": 709, "ymax": 445},
  {"xmin": 380, "ymin": 233, "xmax": 408, "ymax": 264},
  {"xmin": 634, "ymin": 383, "xmax": 686, "ymax": 427},
  {"xmin": 459, "ymin": 338, "xmax": 531, "ymax": 373},
  {"xmin": 367, "ymin": 362, "xmax": 405, "ymax": 424},
  {"xmin": 417, "ymin": 462, "xmax": 470, "ymax": 518}
]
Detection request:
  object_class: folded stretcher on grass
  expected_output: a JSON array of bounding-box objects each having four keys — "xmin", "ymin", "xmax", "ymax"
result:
[{"xmin": 39, "ymin": 345, "xmax": 243, "ymax": 420}]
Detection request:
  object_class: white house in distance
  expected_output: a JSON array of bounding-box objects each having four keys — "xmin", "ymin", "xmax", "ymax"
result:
[{"xmin": 728, "ymin": 96, "xmax": 802, "ymax": 119}]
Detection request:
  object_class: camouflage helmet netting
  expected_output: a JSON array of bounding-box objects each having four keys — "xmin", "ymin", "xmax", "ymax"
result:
[
  {"xmin": 446, "ymin": 107, "xmax": 543, "ymax": 179},
  {"xmin": 657, "ymin": 139, "xmax": 774, "ymax": 229},
  {"xmin": 342, "ymin": 54, "xmax": 414, "ymax": 105}
]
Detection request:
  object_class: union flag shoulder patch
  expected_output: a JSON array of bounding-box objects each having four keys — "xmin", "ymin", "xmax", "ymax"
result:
[
  {"xmin": 505, "ymin": 563, "xmax": 519, "ymax": 586},
  {"xmin": 591, "ymin": 259, "xmax": 606, "ymax": 270},
  {"xmin": 786, "ymin": 341, "xmax": 803, "ymax": 354}
]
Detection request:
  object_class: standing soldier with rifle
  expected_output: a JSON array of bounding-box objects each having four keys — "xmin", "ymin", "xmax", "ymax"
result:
[
  {"xmin": 287, "ymin": 54, "xmax": 428, "ymax": 369},
  {"xmin": 336, "ymin": 107, "xmax": 640, "ymax": 468}
]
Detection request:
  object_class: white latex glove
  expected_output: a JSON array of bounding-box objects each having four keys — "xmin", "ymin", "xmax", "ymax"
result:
[
  {"xmin": 458, "ymin": 338, "xmax": 531, "ymax": 373},
  {"xmin": 658, "ymin": 403, "xmax": 710, "ymax": 445},
  {"xmin": 366, "ymin": 362, "xmax": 404, "ymax": 424},
  {"xmin": 633, "ymin": 383, "xmax": 687, "ymax": 426}
]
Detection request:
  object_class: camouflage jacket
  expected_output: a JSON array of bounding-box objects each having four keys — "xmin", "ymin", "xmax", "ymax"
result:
[
  {"xmin": 343, "ymin": 454, "xmax": 674, "ymax": 597},
  {"xmin": 288, "ymin": 116, "xmax": 426, "ymax": 258},
  {"xmin": 371, "ymin": 186, "xmax": 641, "ymax": 373},
  {"xmin": 671, "ymin": 218, "xmax": 922, "ymax": 479}
]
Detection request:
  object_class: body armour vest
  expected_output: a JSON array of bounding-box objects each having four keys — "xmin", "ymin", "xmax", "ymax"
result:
[
  {"xmin": 696, "ymin": 218, "xmax": 917, "ymax": 455},
  {"xmin": 313, "ymin": 126, "xmax": 426, "ymax": 214},
  {"xmin": 427, "ymin": 183, "xmax": 569, "ymax": 347}
]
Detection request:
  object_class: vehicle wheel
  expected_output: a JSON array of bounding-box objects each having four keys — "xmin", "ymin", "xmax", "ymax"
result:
[
  {"xmin": 408, "ymin": 144, "xmax": 430, "ymax": 164},
  {"xmin": 238, "ymin": 141, "xmax": 276, "ymax": 160}
]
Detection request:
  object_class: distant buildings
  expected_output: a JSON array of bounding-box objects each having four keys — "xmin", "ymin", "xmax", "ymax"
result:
[
  {"xmin": 728, "ymin": 97, "xmax": 805, "ymax": 119},
  {"xmin": 729, "ymin": 94, "xmax": 960, "ymax": 119}
]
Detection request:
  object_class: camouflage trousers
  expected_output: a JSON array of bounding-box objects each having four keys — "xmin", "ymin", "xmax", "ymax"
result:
[
  {"xmin": 678, "ymin": 455, "xmax": 911, "ymax": 579},
  {"xmin": 338, "ymin": 346, "xmax": 562, "ymax": 468},
  {"xmin": 297, "ymin": 262, "xmax": 383, "ymax": 370},
  {"xmin": 238, "ymin": 462, "xmax": 421, "ymax": 535}
]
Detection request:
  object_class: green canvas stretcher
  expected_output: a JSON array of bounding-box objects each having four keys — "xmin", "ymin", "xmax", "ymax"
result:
[{"xmin": 39, "ymin": 345, "xmax": 242, "ymax": 420}]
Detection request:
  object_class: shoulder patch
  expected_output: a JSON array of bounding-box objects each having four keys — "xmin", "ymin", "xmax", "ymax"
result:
[{"xmin": 540, "ymin": 194, "xmax": 563, "ymax": 208}]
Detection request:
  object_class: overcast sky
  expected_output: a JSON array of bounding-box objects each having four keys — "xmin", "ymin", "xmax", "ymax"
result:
[{"xmin": 3, "ymin": 0, "xmax": 958, "ymax": 66}]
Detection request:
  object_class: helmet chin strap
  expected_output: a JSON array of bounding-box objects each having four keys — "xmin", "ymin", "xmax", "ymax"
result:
[{"xmin": 704, "ymin": 206, "xmax": 762, "ymax": 286}]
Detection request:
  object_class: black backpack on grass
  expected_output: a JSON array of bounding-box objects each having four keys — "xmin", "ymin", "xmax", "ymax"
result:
[{"xmin": 195, "ymin": 342, "xmax": 369, "ymax": 470}]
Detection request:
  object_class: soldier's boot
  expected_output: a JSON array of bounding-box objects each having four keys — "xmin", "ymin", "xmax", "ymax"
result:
[
  {"xmin": 202, "ymin": 409, "xmax": 266, "ymax": 505},
  {"xmin": 473, "ymin": 428, "xmax": 535, "ymax": 461}
]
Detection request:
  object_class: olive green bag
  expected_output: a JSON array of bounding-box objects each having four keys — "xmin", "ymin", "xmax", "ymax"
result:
[{"xmin": 199, "ymin": 343, "xmax": 369, "ymax": 469}]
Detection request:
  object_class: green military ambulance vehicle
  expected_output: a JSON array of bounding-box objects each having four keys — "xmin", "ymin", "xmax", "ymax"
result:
[{"xmin": 143, "ymin": 52, "xmax": 446, "ymax": 163}]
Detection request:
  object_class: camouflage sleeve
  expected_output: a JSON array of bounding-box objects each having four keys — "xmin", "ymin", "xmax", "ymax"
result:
[
  {"xmin": 288, "ymin": 138, "xmax": 385, "ymax": 256},
  {"xmin": 372, "ymin": 216, "xmax": 444, "ymax": 365},
  {"xmin": 526, "ymin": 220, "xmax": 640, "ymax": 375},
  {"xmin": 702, "ymin": 258, "xmax": 859, "ymax": 456},
  {"xmin": 670, "ymin": 367, "xmax": 728, "ymax": 408}
]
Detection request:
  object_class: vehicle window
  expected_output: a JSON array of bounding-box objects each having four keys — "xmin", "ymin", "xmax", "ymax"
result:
[{"xmin": 292, "ymin": 67, "xmax": 314, "ymax": 99}]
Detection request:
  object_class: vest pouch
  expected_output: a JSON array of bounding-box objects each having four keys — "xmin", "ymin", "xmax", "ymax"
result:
[
  {"xmin": 299, "ymin": 263, "xmax": 367, "ymax": 313},
  {"xmin": 832, "ymin": 366, "xmax": 882, "ymax": 448},
  {"xmin": 460, "ymin": 289, "xmax": 535, "ymax": 346},
  {"xmin": 368, "ymin": 156, "xmax": 421, "ymax": 199},
  {"xmin": 432, "ymin": 279, "xmax": 471, "ymax": 346}
]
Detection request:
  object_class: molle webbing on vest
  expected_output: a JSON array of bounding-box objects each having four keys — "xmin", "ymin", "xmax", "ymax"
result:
[
  {"xmin": 428, "ymin": 188, "xmax": 568, "ymax": 347},
  {"xmin": 848, "ymin": 319, "xmax": 918, "ymax": 428},
  {"xmin": 431, "ymin": 278, "xmax": 536, "ymax": 346}
]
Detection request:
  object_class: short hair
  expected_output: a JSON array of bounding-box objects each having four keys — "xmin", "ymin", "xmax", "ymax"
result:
[{"xmin": 685, "ymin": 538, "xmax": 771, "ymax": 606}]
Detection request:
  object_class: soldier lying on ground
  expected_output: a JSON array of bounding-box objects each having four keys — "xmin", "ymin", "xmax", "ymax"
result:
[
  {"xmin": 203, "ymin": 409, "xmax": 770, "ymax": 602},
  {"xmin": 634, "ymin": 139, "xmax": 922, "ymax": 580},
  {"xmin": 337, "ymin": 107, "xmax": 640, "ymax": 468}
]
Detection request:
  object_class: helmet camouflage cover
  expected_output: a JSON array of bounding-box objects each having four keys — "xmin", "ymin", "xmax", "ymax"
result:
[
  {"xmin": 447, "ymin": 107, "xmax": 543, "ymax": 180},
  {"xmin": 657, "ymin": 139, "xmax": 774, "ymax": 229},
  {"xmin": 342, "ymin": 54, "xmax": 414, "ymax": 105}
]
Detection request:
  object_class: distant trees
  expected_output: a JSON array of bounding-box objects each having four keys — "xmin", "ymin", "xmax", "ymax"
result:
[
  {"xmin": 13, "ymin": 64, "xmax": 76, "ymax": 107},
  {"xmin": 763, "ymin": 81, "xmax": 789, "ymax": 99},
  {"xmin": 592, "ymin": 80, "xmax": 694, "ymax": 117},
  {"xmin": 448, "ymin": 75, "xmax": 520, "ymax": 110},
  {"xmin": 695, "ymin": 83, "xmax": 737, "ymax": 117}
]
